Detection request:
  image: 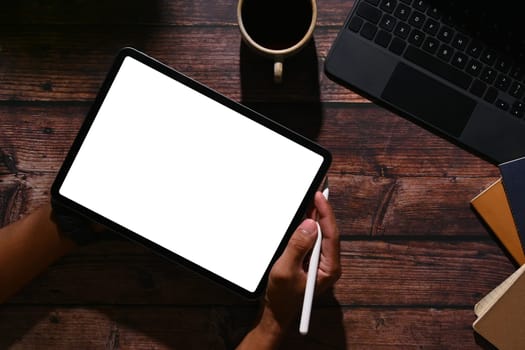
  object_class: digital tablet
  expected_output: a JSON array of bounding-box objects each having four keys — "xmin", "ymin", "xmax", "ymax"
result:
[{"xmin": 51, "ymin": 47, "xmax": 331, "ymax": 298}]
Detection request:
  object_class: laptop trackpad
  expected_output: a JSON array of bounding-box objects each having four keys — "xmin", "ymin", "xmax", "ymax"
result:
[{"xmin": 381, "ymin": 62, "xmax": 475, "ymax": 137}]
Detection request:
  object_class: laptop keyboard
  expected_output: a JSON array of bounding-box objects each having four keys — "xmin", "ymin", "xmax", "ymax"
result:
[{"xmin": 347, "ymin": 0, "xmax": 525, "ymax": 119}]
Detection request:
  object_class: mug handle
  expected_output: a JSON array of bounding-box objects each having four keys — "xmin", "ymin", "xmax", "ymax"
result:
[{"xmin": 274, "ymin": 61, "xmax": 283, "ymax": 84}]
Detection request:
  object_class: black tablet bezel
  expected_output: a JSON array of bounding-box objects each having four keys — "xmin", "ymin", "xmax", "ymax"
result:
[{"xmin": 51, "ymin": 47, "xmax": 331, "ymax": 299}]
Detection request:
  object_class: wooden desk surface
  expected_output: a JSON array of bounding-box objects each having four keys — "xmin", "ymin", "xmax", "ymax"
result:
[{"xmin": 0, "ymin": 1, "xmax": 516, "ymax": 348}]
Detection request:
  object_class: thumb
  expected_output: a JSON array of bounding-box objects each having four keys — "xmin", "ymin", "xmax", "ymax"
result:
[{"xmin": 280, "ymin": 219, "xmax": 318, "ymax": 268}]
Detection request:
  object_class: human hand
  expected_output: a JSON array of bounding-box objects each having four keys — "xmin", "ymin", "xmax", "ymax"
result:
[
  {"xmin": 265, "ymin": 191, "xmax": 341, "ymax": 328},
  {"xmin": 236, "ymin": 191, "xmax": 341, "ymax": 349}
]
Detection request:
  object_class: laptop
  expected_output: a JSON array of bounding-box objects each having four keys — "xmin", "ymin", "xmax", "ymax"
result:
[{"xmin": 325, "ymin": 0, "xmax": 525, "ymax": 164}]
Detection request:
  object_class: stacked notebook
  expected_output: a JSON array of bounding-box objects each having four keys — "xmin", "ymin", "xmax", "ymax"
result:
[
  {"xmin": 471, "ymin": 156, "xmax": 525, "ymax": 349},
  {"xmin": 471, "ymin": 156, "xmax": 525, "ymax": 265},
  {"xmin": 472, "ymin": 264, "xmax": 525, "ymax": 349}
]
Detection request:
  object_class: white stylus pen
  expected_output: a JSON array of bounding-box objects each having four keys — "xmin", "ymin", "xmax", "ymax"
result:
[{"xmin": 299, "ymin": 182, "xmax": 329, "ymax": 335}]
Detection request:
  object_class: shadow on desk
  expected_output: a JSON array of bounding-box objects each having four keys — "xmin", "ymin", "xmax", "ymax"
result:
[
  {"xmin": 0, "ymin": 1, "xmax": 161, "ymax": 79},
  {"xmin": 474, "ymin": 332, "xmax": 498, "ymax": 350},
  {"xmin": 239, "ymin": 39, "xmax": 324, "ymax": 141},
  {"xmin": 0, "ymin": 238, "xmax": 346, "ymax": 349},
  {"xmin": 0, "ymin": 0, "xmax": 161, "ymax": 24}
]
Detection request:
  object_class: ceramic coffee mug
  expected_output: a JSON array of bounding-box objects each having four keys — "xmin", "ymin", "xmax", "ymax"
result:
[{"xmin": 237, "ymin": 0, "xmax": 317, "ymax": 83}]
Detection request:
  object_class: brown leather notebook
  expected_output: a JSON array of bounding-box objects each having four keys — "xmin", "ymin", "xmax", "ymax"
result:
[
  {"xmin": 471, "ymin": 178, "xmax": 525, "ymax": 265},
  {"xmin": 473, "ymin": 264, "xmax": 525, "ymax": 349}
]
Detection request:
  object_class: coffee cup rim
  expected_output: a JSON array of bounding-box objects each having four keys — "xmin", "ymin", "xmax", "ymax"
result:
[{"xmin": 237, "ymin": 0, "xmax": 317, "ymax": 56}]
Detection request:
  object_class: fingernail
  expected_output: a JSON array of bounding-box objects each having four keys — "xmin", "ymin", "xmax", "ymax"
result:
[{"xmin": 299, "ymin": 219, "xmax": 317, "ymax": 235}]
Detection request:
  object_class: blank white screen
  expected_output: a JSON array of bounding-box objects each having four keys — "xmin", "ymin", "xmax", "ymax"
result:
[{"xmin": 59, "ymin": 56, "xmax": 324, "ymax": 292}]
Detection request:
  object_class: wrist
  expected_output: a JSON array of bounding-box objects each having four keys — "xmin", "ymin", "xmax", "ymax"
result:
[
  {"xmin": 236, "ymin": 305, "xmax": 287, "ymax": 350},
  {"xmin": 257, "ymin": 306, "xmax": 287, "ymax": 342}
]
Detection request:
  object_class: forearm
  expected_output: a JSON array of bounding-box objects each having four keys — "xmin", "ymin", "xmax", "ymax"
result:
[
  {"xmin": 0, "ymin": 203, "xmax": 76, "ymax": 303},
  {"xmin": 236, "ymin": 306, "xmax": 288, "ymax": 350}
]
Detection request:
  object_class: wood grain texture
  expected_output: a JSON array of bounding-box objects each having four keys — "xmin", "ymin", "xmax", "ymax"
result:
[
  {"xmin": 0, "ymin": 0, "xmax": 354, "ymax": 26},
  {"xmin": 0, "ymin": 27, "xmax": 356, "ymax": 102},
  {"xmin": 0, "ymin": 105, "xmax": 498, "ymax": 177},
  {"xmin": 0, "ymin": 306, "xmax": 482, "ymax": 350},
  {"xmin": 6, "ymin": 240, "xmax": 514, "ymax": 307},
  {"xmin": 0, "ymin": 105, "xmax": 500, "ymax": 236},
  {"xmin": 0, "ymin": 0, "xmax": 513, "ymax": 348}
]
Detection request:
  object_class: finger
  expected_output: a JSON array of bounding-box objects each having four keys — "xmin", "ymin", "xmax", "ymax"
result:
[
  {"xmin": 316, "ymin": 191, "xmax": 338, "ymax": 241},
  {"xmin": 314, "ymin": 192, "xmax": 341, "ymax": 282},
  {"xmin": 278, "ymin": 219, "xmax": 318, "ymax": 269},
  {"xmin": 306, "ymin": 197, "xmax": 317, "ymax": 220}
]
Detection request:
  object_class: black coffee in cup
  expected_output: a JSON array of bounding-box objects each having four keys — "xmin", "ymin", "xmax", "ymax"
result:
[{"xmin": 241, "ymin": 0, "xmax": 313, "ymax": 50}]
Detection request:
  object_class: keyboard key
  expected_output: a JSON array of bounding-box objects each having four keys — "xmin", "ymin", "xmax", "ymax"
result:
[
  {"xmin": 511, "ymin": 101, "xmax": 525, "ymax": 118},
  {"xmin": 361, "ymin": 22, "xmax": 378, "ymax": 39},
  {"xmin": 480, "ymin": 48, "xmax": 497, "ymax": 66},
  {"xmin": 451, "ymin": 52, "xmax": 468, "ymax": 69},
  {"xmin": 511, "ymin": 107, "xmax": 524, "ymax": 118},
  {"xmin": 480, "ymin": 67, "xmax": 497, "ymax": 84},
  {"xmin": 404, "ymin": 45, "xmax": 472, "ymax": 89},
  {"xmin": 379, "ymin": 14, "xmax": 397, "ymax": 32},
  {"xmin": 451, "ymin": 33, "xmax": 469, "ymax": 51},
  {"xmin": 437, "ymin": 26, "xmax": 453, "ymax": 44},
  {"xmin": 467, "ymin": 41, "xmax": 483, "ymax": 58},
  {"xmin": 509, "ymin": 81, "xmax": 525, "ymax": 99},
  {"xmin": 357, "ymin": 2, "xmax": 382, "ymax": 24},
  {"xmin": 422, "ymin": 18, "xmax": 439, "ymax": 35},
  {"xmin": 484, "ymin": 87, "xmax": 498, "ymax": 103},
  {"xmin": 365, "ymin": 0, "xmax": 381, "ymax": 5},
  {"xmin": 495, "ymin": 74, "xmax": 511, "ymax": 92},
  {"xmin": 413, "ymin": 0, "xmax": 428, "ymax": 12},
  {"xmin": 394, "ymin": 3, "xmax": 410, "ymax": 21},
  {"xmin": 470, "ymin": 80, "xmax": 487, "ymax": 97},
  {"xmin": 389, "ymin": 37, "xmax": 407, "ymax": 55},
  {"xmin": 426, "ymin": 6, "xmax": 440, "ymax": 19},
  {"xmin": 422, "ymin": 37, "xmax": 439, "ymax": 54},
  {"xmin": 437, "ymin": 44, "xmax": 454, "ymax": 62},
  {"xmin": 380, "ymin": 0, "xmax": 397, "ymax": 13},
  {"xmin": 466, "ymin": 59, "xmax": 482, "ymax": 77},
  {"xmin": 509, "ymin": 65, "xmax": 525, "ymax": 81},
  {"xmin": 348, "ymin": 16, "xmax": 364, "ymax": 32},
  {"xmin": 495, "ymin": 99, "xmax": 509, "ymax": 111},
  {"xmin": 495, "ymin": 57, "xmax": 511, "ymax": 74},
  {"xmin": 408, "ymin": 11, "xmax": 425, "ymax": 28},
  {"xmin": 408, "ymin": 29, "xmax": 425, "ymax": 46},
  {"xmin": 375, "ymin": 30, "xmax": 392, "ymax": 47},
  {"xmin": 394, "ymin": 22, "xmax": 410, "ymax": 38}
]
